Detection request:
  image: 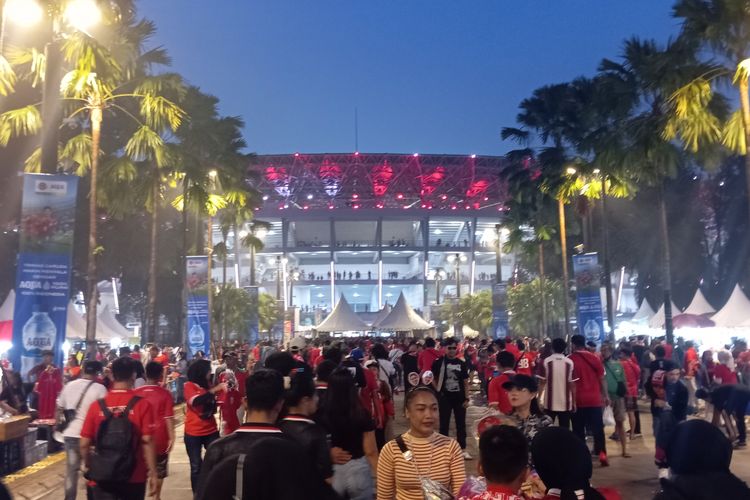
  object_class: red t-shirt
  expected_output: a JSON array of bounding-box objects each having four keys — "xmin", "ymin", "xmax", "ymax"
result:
[
  {"xmin": 569, "ymin": 350, "xmax": 605, "ymax": 408},
  {"xmin": 184, "ymin": 382, "xmax": 218, "ymax": 436},
  {"xmin": 487, "ymin": 370, "xmax": 515, "ymax": 414},
  {"xmin": 130, "ymin": 353, "xmax": 141, "ymax": 362},
  {"xmin": 418, "ymin": 348, "xmax": 441, "ymax": 373},
  {"xmin": 154, "ymin": 354, "xmax": 170, "ymax": 368},
  {"xmin": 134, "ymin": 384, "xmax": 174, "ymax": 455},
  {"xmin": 308, "ymin": 347, "xmax": 322, "ymax": 367},
  {"xmin": 80, "ymin": 389, "xmax": 155, "ymax": 483},
  {"xmin": 713, "ymin": 364, "xmax": 738, "ymax": 385},
  {"xmin": 504, "ymin": 343, "xmax": 521, "ymax": 362},
  {"xmin": 516, "ymin": 352, "xmax": 537, "ymax": 376}
]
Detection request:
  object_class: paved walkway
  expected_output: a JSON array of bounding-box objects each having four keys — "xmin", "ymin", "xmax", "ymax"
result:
[{"xmin": 7, "ymin": 399, "xmax": 750, "ymax": 499}]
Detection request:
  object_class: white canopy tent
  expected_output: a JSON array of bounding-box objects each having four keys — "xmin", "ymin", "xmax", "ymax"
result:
[
  {"xmin": 370, "ymin": 304, "xmax": 392, "ymax": 328},
  {"xmin": 66, "ymin": 302, "xmax": 87, "ymax": 339},
  {"xmin": 0, "ymin": 290, "xmax": 15, "ymax": 322},
  {"xmin": 375, "ymin": 292, "xmax": 432, "ymax": 331},
  {"xmin": 649, "ymin": 300, "xmax": 682, "ymax": 329},
  {"xmin": 711, "ymin": 285, "xmax": 750, "ymax": 328},
  {"xmin": 316, "ymin": 296, "xmax": 370, "ymax": 333},
  {"xmin": 632, "ymin": 299, "xmax": 655, "ymax": 323},
  {"xmin": 683, "ymin": 289, "xmax": 716, "ymax": 316},
  {"xmin": 82, "ymin": 311, "xmax": 123, "ymax": 342},
  {"xmin": 99, "ymin": 305, "xmax": 132, "ymax": 338}
]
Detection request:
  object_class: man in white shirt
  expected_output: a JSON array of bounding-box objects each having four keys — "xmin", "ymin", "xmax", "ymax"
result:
[
  {"xmin": 537, "ymin": 338, "xmax": 577, "ymax": 430},
  {"xmin": 56, "ymin": 360, "xmax": 107, "ymax": 500}
]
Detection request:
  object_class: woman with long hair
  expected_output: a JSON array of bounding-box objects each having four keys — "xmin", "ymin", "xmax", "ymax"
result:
[
  {"xmin": 503, "ymin": 374, "xmax": 552, "ymax": 447},
  {"xmin": 184, "ymin": 359, "xmax": 227, "ymax": 493},
  {"xmin": 320, "ymin": 367, "xmax": 378, "ymax": 500},
  {"xmin": 377, "ymin": 386, "xmax": 465, "ymax": 500}
]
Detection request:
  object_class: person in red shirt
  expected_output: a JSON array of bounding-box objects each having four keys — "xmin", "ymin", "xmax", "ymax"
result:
[
  {"xmin": 216, "ymin": 353, "xmax": 243, "ymax": 435},
  {"xmin": 714, "ymin": 351, "xmax": 738, "ymax": 385},
  {"xmin": 515, "ymin": 340, "xmax": 538, "ymax": 377},
  {"xmin": 130, "ymin": 345, "xmax": 142, "ymax": 362},
  {"xmin": 487, "ymin": 351, "xmax": 517, "ymax": 415},
  {"xmin": 683, "ymin": 341, "xmax": 699, "ymax": 411},
  {"xmin": 418, "ymin": 337, "xmax": 442, "ymax": 373},
  {"xmin": 135, "ymin": 361, "xmax": 175, "ymax": 500},
  {"xmin": 504, "ymin": 338, "xmax": 521, "ymax": 362},
  {"xmin": 184, "ymin": 359, "xmax": 226, "ymax": 493},
  {"xmin": 619, "ymin": 348, "xmax": 641, "ymax": 441},
  {"xmin": 462, "ymin": 425, "xmax": 528, "ymax": 500},
  {"xmin": 80, "ymin": 356, "xmax": 157, "ymax": 499},
  {"xmin": 30, "ymin": 350, "xmax": 63, "ymax": 420},
  {"xmin": 568, "ymin": 335, "xmax": 609, "ymax": 467}
]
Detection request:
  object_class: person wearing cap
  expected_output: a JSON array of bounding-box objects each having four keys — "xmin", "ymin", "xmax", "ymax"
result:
[
  {"xmin": 431, "ymin": 337, "xmax": 472, "ymax": 460},
  {"xmin": 502, "ymin": 374, "xmax": 552, "ymax": 449}
]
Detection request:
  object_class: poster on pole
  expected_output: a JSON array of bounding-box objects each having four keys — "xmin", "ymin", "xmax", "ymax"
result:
[
  {"xmin": 491, "ymin": 282, "xmax": 509, "ymax": 339},
  {"xmin": 572, "ymin": 252, "xmax": 605, "ymax": 346},
  {"xmin": 244, "ymin": 285, "xmax": 259, "ymax": 346},
  {"xmin": 186, "ymin": 256, "xmax": 211, "ymax": 357},
  {"xmin": 11, "ymin": 174, "xmax": 78, "ymax": 380}
]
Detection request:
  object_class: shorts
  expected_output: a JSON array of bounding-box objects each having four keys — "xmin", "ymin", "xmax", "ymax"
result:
[
  {"xmin": 611, "ymin": 397, "xmax": 626, "ymax": 422},
  {"xmin": 156, "ymin": 454, "xmax": 169, "ymax": 479},
  {"xmin": 625, "ymin": 396, "xmax": 638, "ymax": 412}
]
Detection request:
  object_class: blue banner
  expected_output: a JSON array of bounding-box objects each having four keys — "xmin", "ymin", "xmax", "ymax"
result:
[
  {"xmin": 572, "ymin": 253, "xmax": 605, "ymax": 347},
  {"xmin": 186, "ymin": 256, "xmax": 211, "ymax": 357},
  {"xmin": 11, "ymin": 174, "xmax": 78, "ymax": 380},
  {"xmin": 491, "ymin": 282, "xmax": 509, "ymax": 339}
]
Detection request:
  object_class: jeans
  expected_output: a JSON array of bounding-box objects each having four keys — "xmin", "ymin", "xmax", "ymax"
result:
[
  {"xmin": 64, "ymin": 437, "xmax": 81, "ymax": 500},
  {"xmin": 185, "ymin": 432, "xmax": 220, "ymax": 492},
  {"xmin": 572, "ymin": 406, "xmax": 606, "ymax": 455},
  {"xmin": 332, "ymin": 457, "xmax": 374, "ymax": 500},
  {"xmin": 91, "ymin": 483, "xmax": 146, "ymax": 500},
  {"xmin": 438, "ymin": 393, "xmax": 467, "ymax": 449},
  {"xmin": 547, "ymin": 410, "xmax": 572, "ymax": 430}
]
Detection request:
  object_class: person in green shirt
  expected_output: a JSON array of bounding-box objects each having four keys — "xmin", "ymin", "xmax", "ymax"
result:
[{"xmin": 601, "ymin": 343, "xmax": 630, "ymax": 458}]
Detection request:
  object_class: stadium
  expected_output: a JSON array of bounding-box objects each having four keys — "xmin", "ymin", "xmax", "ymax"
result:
[{"xmin": 213, "ymin": 153, "xmax": 512, "ymax": 330}]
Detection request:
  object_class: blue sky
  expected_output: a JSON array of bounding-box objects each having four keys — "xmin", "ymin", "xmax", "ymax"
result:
[{"xmin": 139, "ymin": 1, "xmax": 678, "ymax": 155}]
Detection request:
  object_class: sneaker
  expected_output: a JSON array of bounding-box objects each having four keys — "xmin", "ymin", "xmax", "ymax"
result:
[
  {"xmin": 599, "ymin": 452, "xmax": 609, "ymax": 467},
  {"xmin": 463, "ymin": 451, "xmax": 473, "ymax": 460},
  {"xmin": 735, "ymin": 441, "xmax": 747, "ymax": 449},
  {"xmin": 658, "ymin": 468, "xmax": 670, "ymax": 480},
  {"xmin": 632, "ymin": 433, "xmax": 643, "ymax": 438}
]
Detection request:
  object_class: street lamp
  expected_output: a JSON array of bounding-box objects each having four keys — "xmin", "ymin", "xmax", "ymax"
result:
[
  {"xmin": 447, "ymin": 253, "xmax": 467, "ymax": 298},
  {"xmin": 289, "ymin": 270, "xmax": 300, "ymax": 308},
  {"xmin": 275, "ymin": 255, "xmax": 282, "ymax": 300},
  {"xmin": 3, "ymin": 0, "xmax": 102, "ymax": 174},
  {"xmin": 434, "ymin": 268, "xmax": 446, "ymax": 305},
  {"xmin": 494, "ymin": 225, "xmax": 509, "ymax": 284}
]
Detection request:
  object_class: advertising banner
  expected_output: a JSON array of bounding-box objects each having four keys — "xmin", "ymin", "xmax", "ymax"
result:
[
  {"xmin": 572, "ymin": 252, "xmax": 605, "ymax": 346},
  {"xmin": 491, "ymin": 282, "xmax": 509, "ymax": 339},
  {"xmin": 12, "ymin": 174, "xmax": 78, "ymax": 380},
  {"xmin": 243, "ymin": 285, "xmax": 259, "ymax": 346},
  {"xmin": 186, "ymin": 256, "xmax": 211, "ymax": 357}
]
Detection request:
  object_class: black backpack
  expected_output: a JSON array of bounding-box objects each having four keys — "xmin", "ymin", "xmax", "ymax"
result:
[{"xmin": 87, "ymin": 396, "xmax": 142, "ymax": 484}]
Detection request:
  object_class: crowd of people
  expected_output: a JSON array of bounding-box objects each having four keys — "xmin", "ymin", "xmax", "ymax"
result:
[{"xmin": 1, "ymin": 333, "xmax": 750, "ymax": 499}]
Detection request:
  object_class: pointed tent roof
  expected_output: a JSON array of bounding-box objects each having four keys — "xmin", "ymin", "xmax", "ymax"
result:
[
  {"xmin": 712, "ymin": 285, "xmax": 750, "ymax": 328},
  {"xmin": 649, "ymin": 300, "xmax": 682, "ymax": 329},
  {"xmin": 632, "ymin": 299, "xmax": 655, "ymax": 323},
  {"xmin": 99, "ymin": 305, "xmax": 132, "ymax": 338},
  {"xmin": 375, "ymin": 292, "xmax": 432, "ymax": 331},
  {"xmin": 66, "ymin": 302, "xmax": 88, "ymax": 339},
  {"xmin": 0, "ymin": 290, "xmax": 15, "ymax": 322},
  {"xmin": 370, "ymin": 304, "xmax": 392, "ymax": 328},
  {"xmin": 683, "ymin": 289, "xmax": 716, "ymax": 316},
  {"xmin": 316, "ymin": 296, "xmax": 370, "ymax": 332},
  {"xmin": 82, "ymin": 308, "xmax": 123, "ymax": 342}
]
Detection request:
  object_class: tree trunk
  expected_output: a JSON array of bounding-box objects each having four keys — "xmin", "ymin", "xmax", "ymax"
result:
[
  {"xmin": 601, "ymin": 177, "xmax": 615, "ymax": 340},
  {"xmin": 538, "ymin": 242, "xmax": 547, "ymax": 339},
  {"xmin": 739, "ymin": 77, "xmax": 750, "ymax": 227},
  {"xmin": 207, "ymin": 214, "xmax": 214, "ymax": 354},
  {"xmin": 178, "ymin": 177, "xmax": 188, "ymax": 351},
  {"xmin": 221, "ymin": 235, "xmax": 228, "ymax": 344},
  {"xmin": 147, "ymin": 169, "xmax": 159, "ymax": 344},
  {"xmin": 558, "ymin": 198, "xmax": 571, "ymax": 338},
  {"xmin": 659, "ymin": 182, "xmax": 674, "ymax": 345},
  {"xmin": 85, "ymin": 106, "xmax": 102, "ymax": 359}
]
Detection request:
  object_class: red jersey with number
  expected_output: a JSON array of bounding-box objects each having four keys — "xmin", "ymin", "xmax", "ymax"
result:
[
  {"xmin": 80, "ymin": 389, "xmax": 155, "ymax": 483},
  {"xmin": 134, "ymin": 384, "xmax": 174, "ymax": 455},
  {"xmin": 516, "ymin": 351, "xmax": 537, "ymax": 376}
]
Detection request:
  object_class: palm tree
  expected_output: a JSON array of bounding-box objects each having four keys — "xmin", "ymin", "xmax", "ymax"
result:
[
  {"xmin": 0, "ymin": 7, "xmax": 184, "ymax": 351},
  {"xmin": 673, "ymin": 0, "xmax": 750, "ymax": 222}
]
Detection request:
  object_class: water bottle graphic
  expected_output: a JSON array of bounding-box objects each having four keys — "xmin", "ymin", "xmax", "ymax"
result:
[
  {"xmin": 583, "ymin": 319, "xmax": 601, "ymax": 344},
  {"xmin": 188, "ymin": 323, "xmax": 205, "ymax": 355},
  {"xmin": 21, "ymin": 309, "xmax": 57, "ymax": 379}
]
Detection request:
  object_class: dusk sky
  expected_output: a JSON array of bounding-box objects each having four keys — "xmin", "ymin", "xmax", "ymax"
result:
[{"xmin": 140, "ymin": 1, "xmax": 678, "ymax": 156}]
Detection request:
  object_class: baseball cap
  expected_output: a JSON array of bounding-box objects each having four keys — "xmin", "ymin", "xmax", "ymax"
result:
[{"xmin": 502, "ymin": 374, "xmax": 539, "ymax": 392}]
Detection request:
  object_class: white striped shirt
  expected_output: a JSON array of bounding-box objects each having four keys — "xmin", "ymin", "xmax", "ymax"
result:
[{"xmin": 538, "ymin": 354, "xmax": 576, "ymax": 412}]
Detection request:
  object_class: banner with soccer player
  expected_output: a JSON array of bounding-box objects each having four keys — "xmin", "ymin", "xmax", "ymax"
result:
[{"xmin": 572, "ymin": 252, "xmax": 606, "ymax": 346}]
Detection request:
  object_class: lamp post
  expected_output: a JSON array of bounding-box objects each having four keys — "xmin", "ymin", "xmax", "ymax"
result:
[
  {"xmin": 275, "ymin": 255, "xmax": 282, "ymax": 300},
  {"xmin": 289, "ymin": 270, "xmax": 299, "ymax": 308},
  {"xmin": 434, "ymin": 268, "xmax": 445, "ymax": 305},
  {"xmin": 495, "ymin": 224, "xmax": 503, "ymax": 284}
]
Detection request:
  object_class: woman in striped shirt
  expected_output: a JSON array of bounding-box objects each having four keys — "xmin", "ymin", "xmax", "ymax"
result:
[{"xmin": 377, "ymin": 386, "xmax": 466, "ymax": 500}]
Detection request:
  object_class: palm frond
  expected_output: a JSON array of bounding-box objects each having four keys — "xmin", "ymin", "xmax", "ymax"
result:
[
  {"xmin": 125, "ymin": 125, "xmax": 167, "ymax": 165},
  {"xmin": 721, "ymin": 109, "xmax": 746, "ymax": 154},
  {"xmin": 0, "ymin": 105, "xmax": 42, "ymax": 146},
  {"xmin": 0, "ymin": 55, "xmax": 17, "ymax": 96},
  {"xmin": 60, "ymin": 133, "xmax": 94, "ymax": 175}
]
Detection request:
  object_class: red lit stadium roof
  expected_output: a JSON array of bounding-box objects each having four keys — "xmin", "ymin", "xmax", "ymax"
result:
[{"xmin": 251, "ymin": 153, "xmax": 507, "ymax": 213}]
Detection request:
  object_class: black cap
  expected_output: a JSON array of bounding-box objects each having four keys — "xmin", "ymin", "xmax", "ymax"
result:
[
  {"xmin": 222, "ymin": 351, "xmax": 237, "ymax": 360},
  {"xmin": 502, "ymin": 374, "xmax": 539, "ymax": 392}
]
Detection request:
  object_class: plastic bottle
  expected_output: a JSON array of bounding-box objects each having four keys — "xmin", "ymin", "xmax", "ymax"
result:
[
  {"xmin": 584, "ymin": 319, "xmax": 601, "ymax": 344},
  {"xmin": 21, "ymin": 309, "xmax": 57, "ymax": 378},
  {"xmin": 188, "ymin": 323, "xmax": 205, "ymax": 355}
]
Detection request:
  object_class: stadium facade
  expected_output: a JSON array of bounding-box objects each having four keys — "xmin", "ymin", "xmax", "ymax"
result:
[{"xmin": 213, "ymin": 153, "xmax": 513, "ymax": 330}]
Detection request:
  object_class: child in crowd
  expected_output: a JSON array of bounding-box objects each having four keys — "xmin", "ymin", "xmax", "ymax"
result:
[{"xmin": 459, "ymin": 425, "xmax": 528, "ymax": 500}]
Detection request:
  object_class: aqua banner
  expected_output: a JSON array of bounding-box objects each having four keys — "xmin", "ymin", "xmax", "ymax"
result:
[
  {"xmin": 491, "ymin": 282, "xmax": 509, "ymax": 339},
  {"xmin": 244, "ymin": 285, "xmax": 259, "ymax": 345},
  {"xmin": 11, "ymin": 174, "xmax": 78, "ymax": 380},
  {"xmin": 186, "ymin": 256, "xmax": 211, "ymax": 357},
  {"xmin": 572, "ymin": 252, "xmax": 605, "ymax": 347}
]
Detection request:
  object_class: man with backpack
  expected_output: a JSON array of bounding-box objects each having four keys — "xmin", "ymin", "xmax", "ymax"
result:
[
  {"xmin": 57, "ymin": 361, "xmax": 107, "ymax": 500},
  {"xmin": 80, "ymin": 356, "xmax": 157, "ymax": 500}
]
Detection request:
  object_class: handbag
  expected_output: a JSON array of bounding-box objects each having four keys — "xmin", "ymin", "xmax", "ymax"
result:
[
  {"xmin": 57, "ymin": 380, "xmax": 94, "ymax": 433},
  {"xmin": 395, "ymin": 434, "xmax": 454, "ymax": 500}
]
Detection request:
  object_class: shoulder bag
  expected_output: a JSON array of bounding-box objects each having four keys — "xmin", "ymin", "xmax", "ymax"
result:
[{"xmin": 57, "ymin": 380, "xmax": 95, "ymax": 433}]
